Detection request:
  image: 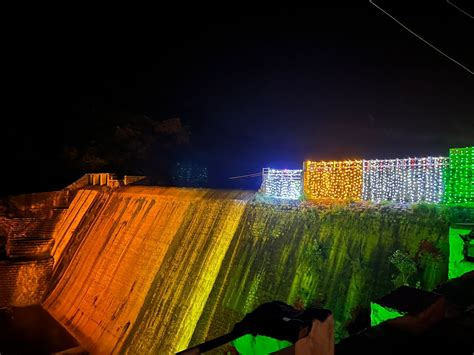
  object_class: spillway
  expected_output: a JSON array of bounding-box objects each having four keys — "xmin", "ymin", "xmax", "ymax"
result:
[
  {"xmin": 2, "ymin": 185, "xmax": 469, "ymax": 353},
  {"xmin": 44, "ymin": 187, "xmax": 252, "ymax": 353}
]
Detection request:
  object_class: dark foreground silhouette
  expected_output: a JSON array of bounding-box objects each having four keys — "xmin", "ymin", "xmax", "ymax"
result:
[{"xmin": 0, "ymin": 305, "xmax": 81, "ymax": 354}]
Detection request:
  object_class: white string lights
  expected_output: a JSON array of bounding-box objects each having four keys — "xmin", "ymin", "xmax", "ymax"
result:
[
  {"xmin": 260, "ymin": 168, "xmax": 303, "ymax": 200},
  {"xmin": 361, "ymin": 157, "xmax": 449, "ymax": 203}
]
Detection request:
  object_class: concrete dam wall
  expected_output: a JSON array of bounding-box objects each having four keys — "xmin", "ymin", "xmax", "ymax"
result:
[
  {"xmin": 44, "ymin": 187, "xmax": 252, "ymax": 354},
  {"xmin": 32, "ymin": 186, "xmax": 470, "ymax": 353}
]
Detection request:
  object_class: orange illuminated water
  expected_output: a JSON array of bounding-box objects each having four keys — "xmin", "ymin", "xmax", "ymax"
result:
[{"xmin": 44, "ymin": 187, "xmax": 251, "ymax": 354}]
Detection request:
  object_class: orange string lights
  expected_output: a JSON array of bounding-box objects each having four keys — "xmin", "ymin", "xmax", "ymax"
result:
[{"xmin": 304, "ymin": 160, "xmax": 363, "ymax": 200}]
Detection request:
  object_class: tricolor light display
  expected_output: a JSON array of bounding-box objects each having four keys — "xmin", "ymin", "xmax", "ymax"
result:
[
  {"xmin": 304, "ymin": 160, "xmax": 363, "ymax": 200},
  {"xmin": 260, "ymin": 168, "xmax": 303, "ymax": 200},
  {"xmin": 444, "ymin": 147, "xmax": 473, "ymax": 205},
  {"xmin": 362, "ymin": 157, "xmax": 449, "ymax": 203},
  {"xmin": 260, "ymin": 147, "xmax": 471, "ymax": 204}
]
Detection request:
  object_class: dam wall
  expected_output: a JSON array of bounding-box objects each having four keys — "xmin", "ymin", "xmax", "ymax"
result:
[
  {"xmin": 43, "ymin": 187, "xmax": 252, "ymax": 354},
  {"xmin": 38, "ymin": 186, "xmax": 472, "ymax": 354}
]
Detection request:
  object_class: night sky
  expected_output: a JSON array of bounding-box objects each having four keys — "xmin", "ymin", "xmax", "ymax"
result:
[{"xmin": 3, "ymin": 2, "xmax": 473, "ymax": 196}]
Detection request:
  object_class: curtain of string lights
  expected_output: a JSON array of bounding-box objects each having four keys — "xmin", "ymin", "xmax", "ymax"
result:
[
  {"xmin": 361, "ymin": 157, "xmax": 449, "ymax": 203},
  {"xmin": 260, "ymin": 148, "xmax": 471, "ymax": 204},
  {"xmin": 444, "ymin": 147, "xmax": 473, "ymax": 205},
  {"xmin": 304, "ymin": 160, "xmax": 363, "ymax": 200},
  {"xmin": 260, "ymin": 168, "xmax": 303, "ymax": 200}
]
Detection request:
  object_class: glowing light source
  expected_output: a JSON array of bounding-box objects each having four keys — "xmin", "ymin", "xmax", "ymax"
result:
[
  {"xmin": 370, "ymin": 302, "xmax": 405, "ymax": 327},
  {"xmin": 448, "ymin": 226, "xmax": 474, "ymax": 280},
  {"xmin": 362, "ymin": 157, "xmax": 449, "ymax": 203},
  {"xmin": 265, "ymin": 151, "xmax": 467, "ymax": 204},
  {"xmin": 260, "ymin": 168, "xmax": 303, "ymax": 200},
  {"xmin": 231, "ymin": 335, "xmax": 292, "ymax": 354},
  {"xmin": 304, "ymin": 160, "xmax": 363, "ymax": 200},
  {"xmin": 444, "ymin": 147, "xmax": 474, "ymax": 205}
]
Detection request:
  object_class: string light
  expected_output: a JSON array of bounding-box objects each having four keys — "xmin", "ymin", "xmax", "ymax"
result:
[
  {"xmin": 362, "ymin": 157, "xmax": 449, "ymax": 203},
  {"xmin": 261, "ymin": 150, "xmax": 467, "ymax": 204},
  {"xmin": 260, "ymin": 168, "xmax": 303, "ymax": 200},
  {"xmin": 444, "ymin": 147, "xmax": 473, "ymax": 205},
  {"xmin": 304, "ymin": 160, "xmax": 363, "ymax": 200}
]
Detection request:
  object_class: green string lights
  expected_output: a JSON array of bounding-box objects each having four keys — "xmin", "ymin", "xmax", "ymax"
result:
[{"xmin": 444, "ymin": 147, "xmax": 474, "ymax": 205}]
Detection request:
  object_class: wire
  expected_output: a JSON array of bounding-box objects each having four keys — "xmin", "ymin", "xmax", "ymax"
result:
[
  {"xmin": 446, "ymin": 0, "xmax": 473, "ymax": 19},
  {"xmin": 369, "ymin": 0, "xmax": 473, "ymax": 75},
  {"xmin": 228, "ymin": 172, "xmax": 262, "ymax": 180}
]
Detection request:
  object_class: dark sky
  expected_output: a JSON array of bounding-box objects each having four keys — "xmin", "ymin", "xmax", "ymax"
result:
[{"xmin": 2, "ymin": 2, "xmax": 473, "ymax": 196}]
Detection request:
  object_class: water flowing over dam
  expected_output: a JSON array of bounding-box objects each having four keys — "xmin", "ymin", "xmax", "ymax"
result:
[
  {"xmin": 3, "ymin": 185, "xmax": 471, "ymax": 353},
  {"xmin": 44, "ymin": 187, "xmax": 252, "ymax": 353}
]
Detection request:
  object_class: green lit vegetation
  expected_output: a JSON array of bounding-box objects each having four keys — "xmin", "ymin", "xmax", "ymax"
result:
[
  {"xmin": 190, "ymin": 202, "xmax": 473, "ymax": 346},
  {"xmin": 389, "ymin": 250, "xmax": 417, "ymax": 287}
]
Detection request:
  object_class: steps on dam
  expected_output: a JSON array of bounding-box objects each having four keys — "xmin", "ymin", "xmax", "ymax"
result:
[{"xmin": 0, "ymin": 193, "xmax": 72, "ymax": 308}]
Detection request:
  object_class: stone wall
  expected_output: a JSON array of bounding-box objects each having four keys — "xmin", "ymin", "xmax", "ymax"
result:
[
  {"xmin": 0, "ymin": 258, "xmax": 53, "ymax": 307},
  {"xmin": 0, "ymin": 192, "xmax": 68, "ymax": 308}
]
